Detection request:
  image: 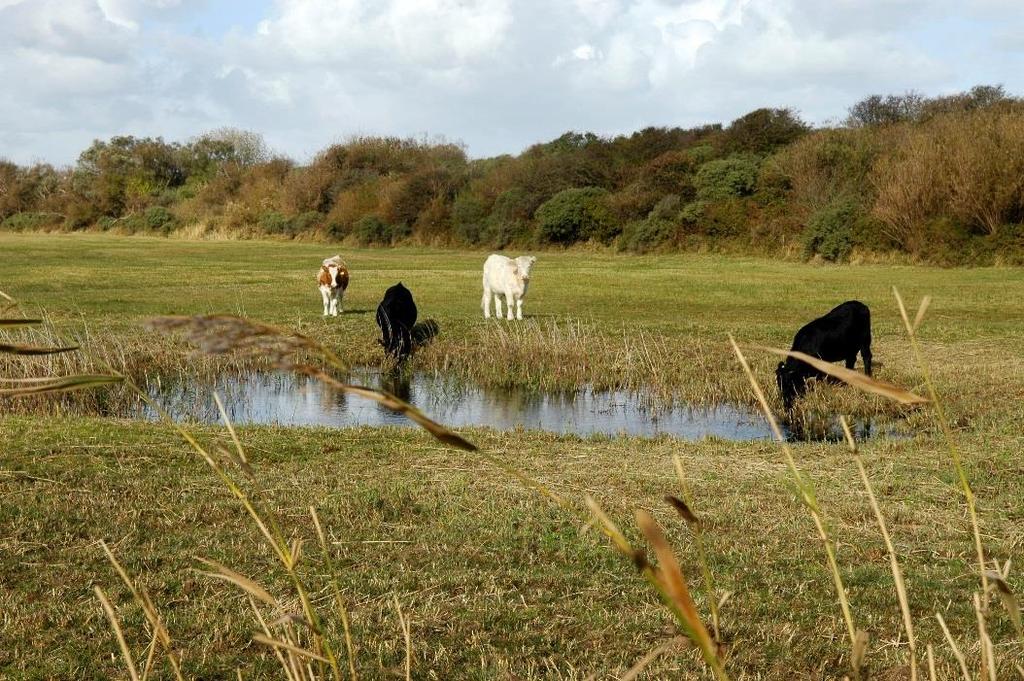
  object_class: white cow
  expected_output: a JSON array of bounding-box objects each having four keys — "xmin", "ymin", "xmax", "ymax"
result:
[
  {"xmin": 318, "ymin": 255, "xmax": 349, "ymax": 317},
  {"xmin": 482, "ymin": 254, "xmax": 536, "ymax": 320}
]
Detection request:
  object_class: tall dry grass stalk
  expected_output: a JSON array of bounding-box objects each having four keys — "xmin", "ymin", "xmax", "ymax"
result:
[
  {"xmin": 892, "ymin": 289, "xmax": 988, "ymax": 599},
  {"xmin": 729, "ymin": 336, "xmax": 864, "ymax": 675},
  {"xmin": 584, "ymin": 497, "xmax": 729, "ymax": 680},
  {"xmin": 840, "ymin": 416, "xmax": 918, "ymax": 679},
  {"xmin": 670, "ymin": 454, "xmax": 724, "ymax": 642}
]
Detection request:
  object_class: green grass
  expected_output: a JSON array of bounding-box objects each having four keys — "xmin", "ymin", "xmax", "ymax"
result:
[{"xmin": 2, "ymin": 232, "xmax": 1024, "ymax": 678}]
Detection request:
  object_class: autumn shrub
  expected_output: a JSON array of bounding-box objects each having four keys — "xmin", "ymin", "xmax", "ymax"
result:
[
  {"xmin": 770, "ymin": 127, "xmax": 886, "ymax": 214},
  {"xmin": 872, "ymin": 109, "xmax": 1024, "ymax": 251},
  {"xmin": 605, "ymin": 182, "xmax": 661, "ymax": 223},
  {"xmin": 451, "ymin": 193, "xmax": 488, "ymax": 244},
  {"xmin": 639, "ymin": 149, "xmax": 697, "ymax": 197},
  {"xmin": 618, "ymin": 217, "xmax": 676, "ymax": 253},
  {"xmin": 698, "ymin": 198, "xmax": 749, "ymax": 238},
  {"xmin": 412, "ymin": 196, "xmax": 452, "ymax": 243},
  {"xmin": 326, "ymin": 181, "xmax": 382, "ymax": 233}
]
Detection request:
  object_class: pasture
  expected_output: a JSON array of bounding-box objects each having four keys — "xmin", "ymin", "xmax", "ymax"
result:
[{"xmin": 2, "ymin": 232, "xmax": 1024, "ymax": 679}]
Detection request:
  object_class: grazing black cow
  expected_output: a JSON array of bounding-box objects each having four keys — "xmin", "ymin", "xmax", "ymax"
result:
[
  {"xmin": 376, "ymin": 283, "xmax": 417, "ymax": 360},
  {"xmin": 776, "ymin": 300, "xmax": 873, "ymax": 410}
]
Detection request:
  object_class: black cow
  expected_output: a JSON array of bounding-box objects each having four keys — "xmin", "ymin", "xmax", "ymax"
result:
[
  {"xmin": 776, "ymin": 300, "xmax": 873, "ymax": 410},
  {"xmin": 376, "ymin": 283, "xmax": 417, "ymax": 360}
]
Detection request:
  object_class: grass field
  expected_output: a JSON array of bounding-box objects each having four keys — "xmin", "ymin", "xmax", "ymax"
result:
[{"xmin": 2, "ymin": 232, "xmax": 1024, "ymax": 679}]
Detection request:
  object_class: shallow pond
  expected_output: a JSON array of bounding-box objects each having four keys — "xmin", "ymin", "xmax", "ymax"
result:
[{"xmin": 138, "ymin": 369, "xmax": 904, "ymax": 442}]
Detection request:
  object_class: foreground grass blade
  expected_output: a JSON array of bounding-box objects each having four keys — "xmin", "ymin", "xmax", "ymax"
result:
[
  {"xmin": 936, "ymin": 612, "xmax": 971, "ymax": 681},
  {"xmin": 0, "ymin": 374, "xmax": 123, "ymax": 396},
  {"xmin": 94, "ymin": 586, "xmax": 142, "ymax": 681},
  {"xmin": 984, "ymin": 569, "xmax": 1023, "ymax": 636},
  {"xmin": 308, "ymin": 369, "xmax": 477, "ymax": 452},
  {"xmin": 99, "ymin": 541, "xmax": 184, "ymax": 680},
  {"xmin": 840, "ymin": 417, "xmax": 918, "ymax": 679},
  {"xmin": 252, "ymin": 635, "xmax": 330, "ymax": 663},
  {"xmin": 0, "ymin": 318, "xmax": 42, "ymax": 327},
  {"xmin": 746, "ymin": 344, "xmax": 929, "ymax": 405},
  {"xmin": 893, "ymin": 288, "xmax": 988, "ymax": 598},
  {"xmin": 585, "ymin": 494, "xmax": 729, "ymax": 680},
  {"xmin": 196, "ymin": 558, "xmax": 280, "ymax": 608},
  {"xmin": 635, "ymin": 509, "xmax": 725, "ymax": 677},
  {"xmin": 0, "ymin": 342, "xmax": 80, "ymax": 356}
]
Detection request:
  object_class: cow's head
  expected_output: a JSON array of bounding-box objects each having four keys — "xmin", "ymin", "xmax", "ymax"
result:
[
  {"xmin": 516, "ymin": 255, "xmax": 537, "ymax": 281},
  {"xmin": 775, "ymin": 361, "xmax": 803, "ymax": 411},
  {"xmin": 320, "ymin": 263, "xmax": 342, "ymax": 288}
]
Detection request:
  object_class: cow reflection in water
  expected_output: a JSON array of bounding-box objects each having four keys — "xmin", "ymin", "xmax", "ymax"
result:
[
  {"xmin": 784, "ymin": 413, "xmax": 875, "ymax": 443},
  {"xmin": 381, "ymin": 368, "xmax": 412, "ymax": 402}
]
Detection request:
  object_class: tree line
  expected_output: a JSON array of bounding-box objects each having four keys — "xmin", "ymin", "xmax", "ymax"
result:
[{"xmin": 3, "ymin": 85, "xmax": 1023, "ymax": 264}]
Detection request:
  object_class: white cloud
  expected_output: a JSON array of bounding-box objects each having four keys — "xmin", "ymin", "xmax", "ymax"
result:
[
  {"xmin": 0, "ymin": 0, "xmax": 1020, "ymax": 165},
  {"xmin": 259, "ymin": 0, "xmax": 512, "ymax": 67}
]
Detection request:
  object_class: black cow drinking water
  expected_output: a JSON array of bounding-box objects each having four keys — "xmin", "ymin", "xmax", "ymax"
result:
[
  {"xmin": 376, "ymin": 283, "xmax": 418, "ymax": 360},
  {"xmin": 776, "ymin": 300, "xmax": 873, "ymax": 410}
]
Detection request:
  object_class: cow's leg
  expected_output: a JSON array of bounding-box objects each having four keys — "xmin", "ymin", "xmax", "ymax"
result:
[
  {"xmin": 515, "ymin": 295, "xmax": 523, "ymax": 320},
  {"xmin": 482, "ymin": 284, "xmax": 491, "ymax": 318},
  {"xmin": 846, "ymin": 354, "xmax": 857, "ymax": 369},
  {"xmin": 504, "ymin": 289, "xmax": 515, "ymax": 320},
  {"xmin": 337, "ymin": 290, "xmax": 344, "ymax": 314},
  {"xmin": 321, "ymin": 288, "xmax": 330, "ymax": 316},
  {"xmin": 493, "ymin": 293, "xmax": 503, "ymax": 319},
  {"xmin": 861, "ymin": 342, "xmax": 873, "ymax": 376},
  {"xmin": 330, "ymin": 292, "xmax": 339, "ymax": 316}
]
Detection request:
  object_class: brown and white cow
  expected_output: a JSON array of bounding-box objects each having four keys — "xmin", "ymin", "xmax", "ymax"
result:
[{"xmin": 318, "ymin": 256, "xmax": 350, "ymax": 316}]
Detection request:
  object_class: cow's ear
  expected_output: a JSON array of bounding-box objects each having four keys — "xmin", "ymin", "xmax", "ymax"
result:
[{"xmin": 776, "ymin": 362, "xmax": 784, "ymax": 371}]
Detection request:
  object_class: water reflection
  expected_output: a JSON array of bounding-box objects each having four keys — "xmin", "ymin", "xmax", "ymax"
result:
[{"xmin": 138, "ymin": 370, "xmax": 903, "ymax": 442}]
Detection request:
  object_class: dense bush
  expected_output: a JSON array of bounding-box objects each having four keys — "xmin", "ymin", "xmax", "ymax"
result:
[
  {"xmin": 0, "ymin": 212, "xmax": 62, "ymax": 232},
  {"xmin": 259, "ymin": 211, "xmax": 293, "ymax": 236},
  {"xmin": 451, "ymin": 193, "xmax": 488, "ymax": 244},
  {"xmin": 720, "ymin": 108, "xmax": 809, "ymax": 154},
  {"xmin": 143, "ymin": 206, "xmax": 177, "ymax": 234},
  {"xmin": 618, "ymin": 218, "xmax": 676, "ymax": 253},
  {"xmin": 872, "ymin": 109, "xmax": 1024, "ymax": 246},
  {"xmin": 535, "ymin": 187, "xmax": 617, "ymax": 244},
  {"xmin": 694, "ymin": 156, "xmax": 760, "ymax": 201},
  {"xmin": 351, "ymin": 214, "xmax": 410, "ymax": 246},
  {"xmin": 802, "ymin": 199, "xmax": 860, "ymax": 261},
  {"xmin": 3, "ymin": 85, "xmax": 1023, "ymax": 263}
]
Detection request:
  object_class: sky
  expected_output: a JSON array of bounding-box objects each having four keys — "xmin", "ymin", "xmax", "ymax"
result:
[{"xmin": 2, "ymin": 0, "xmax": 1023, "ymax": 166}]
